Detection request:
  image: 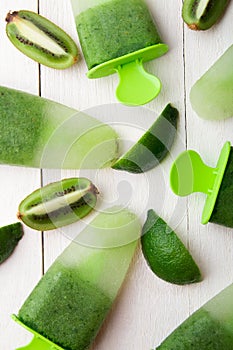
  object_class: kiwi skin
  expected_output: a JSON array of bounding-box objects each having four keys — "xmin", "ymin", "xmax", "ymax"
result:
[
  {"xmin": 6, "ymin": 10, "xmax": 79, "ymax": 69},
  {"xmin": 182, "ymin": 0, "xmax": 230, "ymax": 30},
  {"xmin": 18, "ymin": 178, "xmax": 99, "ymax": 231},
  {"xmin": 0, "ymin": 223, "xmax": 24, "ymax": 264}
]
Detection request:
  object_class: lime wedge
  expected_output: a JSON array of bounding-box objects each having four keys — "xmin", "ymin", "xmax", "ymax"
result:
[
  {"xmin": 112, "ymin": 104, "xmax": 178, "ymax": 174},
  {"xmin": 0, "ymin": 223, "xmax": 24, "ymax": 264},
  {"xmin": 141, "ymin": 210, "xmax": 202, "ymax": 285}
]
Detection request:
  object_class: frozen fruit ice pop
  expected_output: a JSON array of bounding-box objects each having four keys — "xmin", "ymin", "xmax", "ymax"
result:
[
  {"xmin": 190, "ymin": 45, "xmax": 233, "ymax": 120},
  {"xmin": 0, "ymin": 86, "xmax": 118, "ymax": 169},
  {"xmin": 71, "ymin": 0, "xmax": 168, "ymax": 106},
  {"xmin": 157, "ymin": 282, "xmax": 233, "ymax": 349},
  {"xmin": 16, "ymin": 207, "xmax": 141, "ymax": 350},
  {"xmin": 74, "ymin": 0, "xmax": 162, "ymax": 70}
]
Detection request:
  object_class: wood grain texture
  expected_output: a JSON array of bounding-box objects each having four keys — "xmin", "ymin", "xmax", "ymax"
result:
[
  {"xmin": 0, "ymin": 1, "xmax": 42, "ymax": 349},
  {"xmin": 183, "ymin": 0, "xmax": 233, "ymax": 332},
  {"xmin": 1, "ymin": 0, "xmax": 233, "ymax": 349}
]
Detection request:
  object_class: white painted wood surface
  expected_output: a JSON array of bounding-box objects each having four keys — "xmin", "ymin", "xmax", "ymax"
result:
[{"xmin": 1, "ymin": 0, "xmax": 233, "ymax": 349}]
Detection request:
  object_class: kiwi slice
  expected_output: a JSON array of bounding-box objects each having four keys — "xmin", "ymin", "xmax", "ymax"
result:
[
  {"xmin": 6, "ymin": 10, "xmax": 79, "ymax": 69},
  {"xmin": 0, "ymin": 223, "xmax": 24, "ymax": 265},
  {"xmin": 18, "ymin": 178, "xmax": 99, "ymax": 231},
  {"xmin": 182, "ymin": 0, "xmax": 230, "ymax": 30}
]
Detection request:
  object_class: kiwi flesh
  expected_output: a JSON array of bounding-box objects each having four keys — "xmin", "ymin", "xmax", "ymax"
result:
[
  {"xmin": 6, "ymin": 10, "xmax": 79, "ymax": 69},
  {"xmin": 18, "ymin": 178, "xmax": 99, "ymax": 231}
]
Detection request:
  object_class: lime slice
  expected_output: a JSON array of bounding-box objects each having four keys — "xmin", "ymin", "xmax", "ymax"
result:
[
  {"xmin": 0, "ymin": 222, "xmax": 24, "ymax": 264},
  {"xmin": 141, "ymin": 210, "xmax": 202, "ymax": 285},
  {"xmin": 112, "ymin": 104, "xmax": 178, "ymax": 174}
]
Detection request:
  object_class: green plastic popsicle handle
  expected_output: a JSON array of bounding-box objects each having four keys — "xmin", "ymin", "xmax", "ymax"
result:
[
  {"xmin": 12, "ymin": 315, "xmax": 63, "ymax": 350},
  {"xmin": 115, "ymin": 60, "xmax": 161, "ymax": 106},
  {"xmin": 87, "ymin": 44, "xmax": 168, "ymax": 106},
  {"xmin": 16, "ymin": 337, "xmax": 53, "ymax": 350},
  {"xmin": 170, "ymin": 142, "xmax": 231, "ymax": 224}
]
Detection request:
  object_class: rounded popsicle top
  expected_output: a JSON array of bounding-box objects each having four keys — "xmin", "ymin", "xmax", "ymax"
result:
[
  {"xmin": 71, "ymin": 0, "xmax": 110, "ymax": 15},
  {"xmin": 71, "ymin": 205, "xmax": 141, "ymax": 248},
  {"xmin": 190, "ymin": 44, "xmax": 233, "ymax": 120}
]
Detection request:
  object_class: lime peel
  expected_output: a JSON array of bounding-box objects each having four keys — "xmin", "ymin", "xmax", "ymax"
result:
[
  {"xmin": 112, "ymin": 104, "xmax": 178, "ymax": 174},
  {"xmin": 141, "ymin": 210, "xmax": 202, "ymax": 285},
  {"xmin": 0, "ymin": 222, "xmax": 24, "ymax": 264}
]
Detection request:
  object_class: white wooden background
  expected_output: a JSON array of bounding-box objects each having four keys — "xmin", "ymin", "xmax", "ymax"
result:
[{"xmin": 1, "ymin": 1, "xmax": 233, "ymax": 349}]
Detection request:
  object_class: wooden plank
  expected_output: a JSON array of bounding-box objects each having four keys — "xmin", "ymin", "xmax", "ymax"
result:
[
  {"xmin": 0, "ymin": 1, "xmax": 42, "ymax": 349},
  {"xmin": 5, "ymin": 0, "xmax": 232, "ymax": 348},
  {"xmin": 184, "ymin": 0, "xmax": 233, "ymax": 319}
]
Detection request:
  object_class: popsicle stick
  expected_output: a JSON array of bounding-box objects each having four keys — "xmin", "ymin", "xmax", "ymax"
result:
[
  {"xmin": 12, "ymin": 315, "xmax": 63, "ymax": 350},
  {"xmin": 116, "ymin": 60, "xmax": 161, "ymax": 106}
]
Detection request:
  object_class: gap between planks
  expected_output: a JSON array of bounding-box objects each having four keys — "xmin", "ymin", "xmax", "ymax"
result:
[
  {"xmin": 182, "ymin": 7, "xmax": 191, "ymax": 317},
  {"xmin": 38, "ymin": 0, "xmax": 45, "ymax": 276}
]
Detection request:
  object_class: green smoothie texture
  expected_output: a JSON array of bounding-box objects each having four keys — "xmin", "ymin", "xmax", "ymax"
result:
[
  {"xmin": 210, "ymin": 148, "xmax": 233, "ymax": 228},
  {"xmin": 0, "ymin": 86, "xmax": 118, "ymax": 169},
  {"xmin": 18, "ymin": 262, "xmax": 112, "ymax": 350},
  {"xmin": 17, "ymin": 207, "xmax": 140, "ymax": 350},
  {"xmin": 157, "ymin": 283, "xmax": 233, "ymax": 349},
  {"xmin": 76, "ymin": 0, "xmax": 162, "ymax": 70},
  {"xmin": 0, "ymin": 86, "xmax": 47, "ymax": 165},
  {"xmin": 157, "ymin": 308, "xmax": 233, "ymax": 349}
]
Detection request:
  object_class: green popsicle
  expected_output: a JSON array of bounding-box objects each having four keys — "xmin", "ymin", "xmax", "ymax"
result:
[
  {"xmin": 157, "ymin": 283, "xmax": 233, "ymax": 349},
  {"xmin": 190, "ymin": 45, "xmax": 233, "ymax": 120},
  {"xmin": 75, "ymin": 0, "xmax": 162, "ymax": 70},
  {"xmin": 0, "ymin": 86, "xmax": 118, "ymax": 169},
  {"xmin": 15, "ymin": 206, "xmax": 141, "ymax": 350},
  {"xmin": 72, "ymin": 0, "xmax": 168, "ymax": 106}
]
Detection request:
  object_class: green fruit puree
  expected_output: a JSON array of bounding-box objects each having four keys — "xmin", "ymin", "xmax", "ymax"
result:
[
  {"xmin": 210, "ymin": 148, "xmax": 233, "ymax": 228},
  {"xmin": 0, "ymin": 87, "xmax": 47, "ymax": 165},
  {"xmin": 0, "ymin": 86, "xmax": 118, "ymax": 169},
  {"xmin": 157, "ymin": 308, "xmax": 233, "ymax": 349},
  {"xmin": 18, "ymin": 262, "xmax": 112, "ymax": 350},
  {"xmin": 76, "ymin": 0, "xmax": 162, "ymax": 70}
]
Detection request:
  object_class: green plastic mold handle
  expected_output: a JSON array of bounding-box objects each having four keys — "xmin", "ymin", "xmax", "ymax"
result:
[
  {"xmin": 170, "ymin": 142, "xmax": 231, "ymax": 224},
  {"xmin": 87, "ymin": 43, "xmax": 169, "ymax": 106},
  {"xmin": 12, "ymin": 315, "xmax": 64, "ymax": 350},
  {"xmin": 115, "ymin": 59, "xmax": 161, "ymax": 106}
]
